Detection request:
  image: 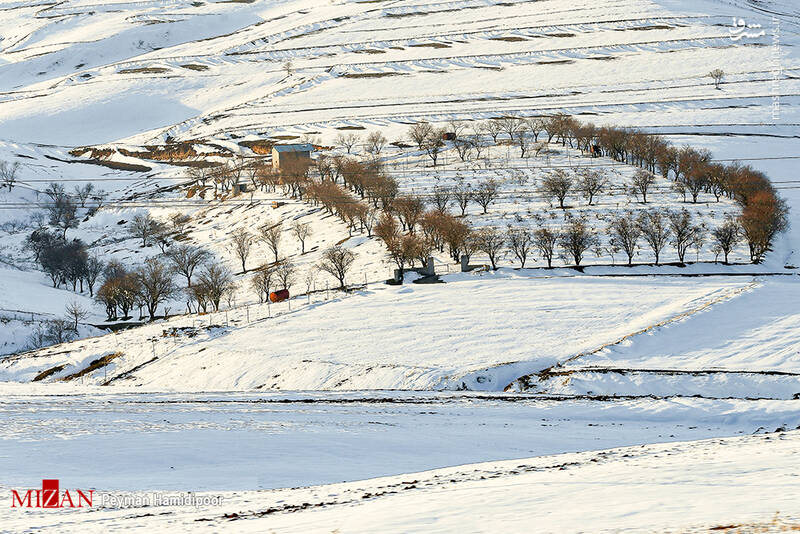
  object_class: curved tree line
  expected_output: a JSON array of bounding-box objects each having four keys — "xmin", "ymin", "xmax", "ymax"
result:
[{"xmin": 474, "ymin": 113, "xmax": 788, "ymax": 263}]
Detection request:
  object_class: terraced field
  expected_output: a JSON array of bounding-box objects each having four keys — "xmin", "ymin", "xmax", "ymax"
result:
[{"xmin": 0, "ymin": 0, "xmax": 797, "ymax": 147}]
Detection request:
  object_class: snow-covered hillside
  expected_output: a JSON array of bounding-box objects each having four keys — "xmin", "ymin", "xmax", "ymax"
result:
[
  {"xmin": 2, "ymin": 0, "xmax": 797, "ymax": 146},
  {"xmin": 0, "ymin": 271, "xmax": 756, "ymax": 390},
  {"xmin": 1, "ymin": 0, "xmax": 798, "ymax": 532}
]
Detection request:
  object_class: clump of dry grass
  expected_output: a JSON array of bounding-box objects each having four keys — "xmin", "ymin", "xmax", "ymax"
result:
[
  {"xmin": 705, "ymin": 514, "xmax": 800, "ymax": 532},
  {"xmin": 118, "ymin": 67, "xmax": 169, "ymax": 74},
  {"xmin": 32, "ymin": 364, "xmax": 66, "ymax": 382},
  {"xmin": 238, "ymin": 139, "xmax": 275, "ymax": 155},
  {"xmin": 60, "ymin": 352, "xmax": 122, "ymax": 381}
]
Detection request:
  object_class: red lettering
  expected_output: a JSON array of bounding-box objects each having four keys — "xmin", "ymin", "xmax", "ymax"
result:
[
  {"xmin": 76, "ymin": 490, "xmax": 93, "ymax": 508},
  {"xmin": 11, "ymin": 480, "xmax": 93, "ymax": 509},
  {"xmin": 42, "ymin": 479, "xmax": 59, "ymax": 508},
  {"xmin": 11, "ymin": 490, "xmax": 32, "ymax": 508},
  {"xmin": 59, "ymin": 490, "xmax": 75, "ymax": 509}
]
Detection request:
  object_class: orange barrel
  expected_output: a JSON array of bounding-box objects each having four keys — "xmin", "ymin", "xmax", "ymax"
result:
[{"xmin": 269, "ymin": 289, "xmax": 290, "ymax": 303}]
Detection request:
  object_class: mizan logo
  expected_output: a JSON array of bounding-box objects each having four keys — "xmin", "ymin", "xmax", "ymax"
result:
[{"xmin": 11, "ymin": 480, "xmax": 93, "ymax": 509}]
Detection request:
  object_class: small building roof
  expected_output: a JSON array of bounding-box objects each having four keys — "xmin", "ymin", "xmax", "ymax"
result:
[{"xmin": 273, "ymin": 144, "xmax": 314, "ymax": 153}]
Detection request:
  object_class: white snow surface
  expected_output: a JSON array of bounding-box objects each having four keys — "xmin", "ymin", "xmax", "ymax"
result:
[
  {"xmin": 0, "ymin": 271, "xmax": 759, "ymax": 391},
  {"xmin": 1, "ymin": 421, "xmax": 798, "ymax": 533},
  {"xmin": 0, "ymin": 0, "xmax": 799, "ymax": 531}
]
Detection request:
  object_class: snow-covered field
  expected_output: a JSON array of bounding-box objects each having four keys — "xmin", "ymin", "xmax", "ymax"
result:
[
  {"xmin": 1, "ymin": 414, "xmax": 798, "ymax": 533},
  {"xmin": 1, "ymin": 0, "xmax": 799, "ymax": 531},
  {"xmin": 4, "ymin": 389, "xmax": 798, "ymax": 491},
  {"xmin": 0, "ymin": 272, "xmax": 756, "ymax": 391}
]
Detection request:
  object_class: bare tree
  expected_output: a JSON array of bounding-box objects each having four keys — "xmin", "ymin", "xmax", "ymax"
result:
[
  {"xmin": 474, "ymin": 121, "xmax": 497, "ymax": 145},
  {"xmin": 446, "ymin": 120, "xmax": 467, "ymax": 140},
  {"xmin": 473, "ymin": 179, "xmax": 498, "ymax": 214},
  {"xmin": 432, "ymin": 186, "xmax": 451, "ymax": 212},
  {"xmin": 188, "ymin": 282, "xmax": 210, "ymax": 313},
  {"xmin": 708, "ymin": 68, "xmax": 724, "ymax": 89},
  {"xmin": 65, "ymin": 300, "xmax": 89, "ymax": 331},
  {"xmin": 408, "ymin": 122, "xmax": 434, "ymax": 150},
  {"xmin": 225, "ymin": 280, "xmax": 238, "ymax": 310},
  {"xmin": 498, "ymin": 116, "xmax": 521, "ymax": 142},
  {"xmin": 83, "ymin": 255, "xmax": 104, "ymax": 296},
  {"xmin": 128, "ymin": 213, "xmax": 164, "ymax": 247},
  {"xmin": 393, "ymin": 195, "xmax": 426, "ymax": 233},
  {"xmin": 230, "ymin": 227, "xmax": 255, "ymax": 272},
  {"xmin": 539, "ymin": 170, "xmax": 573, "ymax": 209},
  {"xmin": 318, "ymin": 246, "xmax": 356, "ymax": 289},
  {"xmin": 739, "ymin": 193, "xmax": 788, "ymax": 264},
  {"xmin": 44, "ymin": 182, "xmax": 65, "ymax": 202},
  {"xmin": 668, "ymin": 209, "xmax": 699, "ymax": 263},
  {"xmin": 335, "ymin": 133, "xmax": 361, "ymax": 154},
  {"xmin": 453, "ymin": 138, "xmax": 474, "ymax": 161},
  {"xmin": 165, "ymin": 244, "xmax": 210, "ymax": 287},
  {"xmin": 385, "ymin": 234, "xmax": 423, "ymax": 278},
  {"xmin": 49, "ymin": 194, "xmax": 80, "ymax": 239},
  {"xmin": 533, "ymin": 226, "xmax": 559, "ymax": 268},
  {"xmin": 439, "ymin": 216, "xmax": 472, "ymax": 263},
  {"xmin": 250, "ymin": 265, "xmax": 275, "ymax": 303},
  {"xmin": 691, "ymin": 231, "xmax": 705, "ymax": 263},
  {"xmin": 476, "ymin": 227, "xmax": 505, "ymax": 270},
  {"xmin": 712, "ymin": 218, "xmax": 740, "ymax": 264},
  {"xmin": 608, "ymin": 212, "xmax": 641, "ymax": 266},
  {"xmin": 275, "ymin": 260, "xmax": 296, "ymax": 291},
  {"xmin": 169, "ymin": 212, "xmax": 192, "ymax": 234},
  {"xmin": 355, "ymin": 204, "xmax": 378, "ymax": 236},
  {"xmin": 258, "ymin": 222, "xmax": 283, "ymax": 263},
  {"xmin": 684, "ymin": 168, "xmax": 707, "ymax": 204},
  {"xmin": 577, "ymin": 168, "xmax": 607, "ymax": 206},
  {"xmin": 515, "ymin": 126, "xmax": 531, "ymax": 157},
  {"xmin": 524, "ymin": 117, "xmax": 546, "ymax": 142},
  {"xmin": 73, "ymin": 183, "xmax": 94, "ymax": 207},
  {"xmin": 365, "ymin": 131, "xmax": 388, "ymax": 155},
  {"xmin": 134, "ymin": 257, "xmax": 177, "ymax": 320},
  {"xmin": 507, "ymin": 227, "xmax": 533, "ymax": 268},
  {"xmin": 630, "ymin": 169, "xmax": 656, "ymax": 204},
  {"xmin": 672, "ymin": 180, "xmax": 688, "ymax": 203},
  {"xmin": 196, "ymin": 261, "xmax": 234, "ymax": 311},
  {"xmin": 374, "ymin": 211, "xmax": 400, "ymax": 247},
  {"xmin": 291, "ymin": 221, "xmax": 312, "ymax": 254},
  {"xmin": 422, "ymin": 128, "xmax": 447, "ymax": 166},
  {"xmin": 559, "ymin": 218, "xmax": 598, "ymax": 267},
  {"xmin": 0, "ymin": 161, "xmax": 20, "ymax": 191},
  {"xmin": 638, "ymin": 210, "xmax": 671, "ymax": 265},
  {"xmin": 303, "ymin": 266, "xmax": 319, "ymax": 296},
  {"xmin": 283, "ymin": 60, "xmax": 294, "ymax": 76},
  {"xmin": 28, "ymin": 318, "xmax": 75, "ymax": 348},
  {"xmin": 453, "ymin": 184, "xmax": 472, "ymax": 216}
]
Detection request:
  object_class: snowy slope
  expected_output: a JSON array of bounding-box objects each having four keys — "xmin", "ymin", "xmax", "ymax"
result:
[
  {"xmin": 0, "ymin": 271, "xmax": 756, "ymax": 391},
  {"xmin": 0, "ymin": 0, "xmax": 795, "ymax": 396},
  {"xmin": 2, "ymin": 427, "xmax": 798, "ymax": 533},
  {"xmin": 0, "ymin": 2, "xmax": 798, "ymax": 532}
]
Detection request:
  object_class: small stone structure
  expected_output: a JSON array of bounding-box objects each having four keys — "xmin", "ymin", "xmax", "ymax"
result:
[{"xmin": 271, "ymin": 144, "xmax": 313, "ymax": 169}]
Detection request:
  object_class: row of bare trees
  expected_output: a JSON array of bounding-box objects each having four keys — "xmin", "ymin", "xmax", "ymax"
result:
[
  {"xmin": 248, "ymin": 244, "xmax": 356, "ymax": 302},
  {"xmin": 401, "ymin": 114, "xmax": 787, "ymax": 263},
  {"xmin": 511, "ymin": 208, "xmax": 743, "ymax": 268},
  {"xmin": 94, "ymin": 244, "xmax": 235, "ymax": 320},
  {"xmin": 183, "ymin": 152, "xmax": 368, "ymax": 295},
  {"xmin": 374, "ymin": 203, "xmax": 747, "ymax": 271},
  {"xmin": 227, "ymin": 218, "xmax": 314, "ymax": 272}
]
